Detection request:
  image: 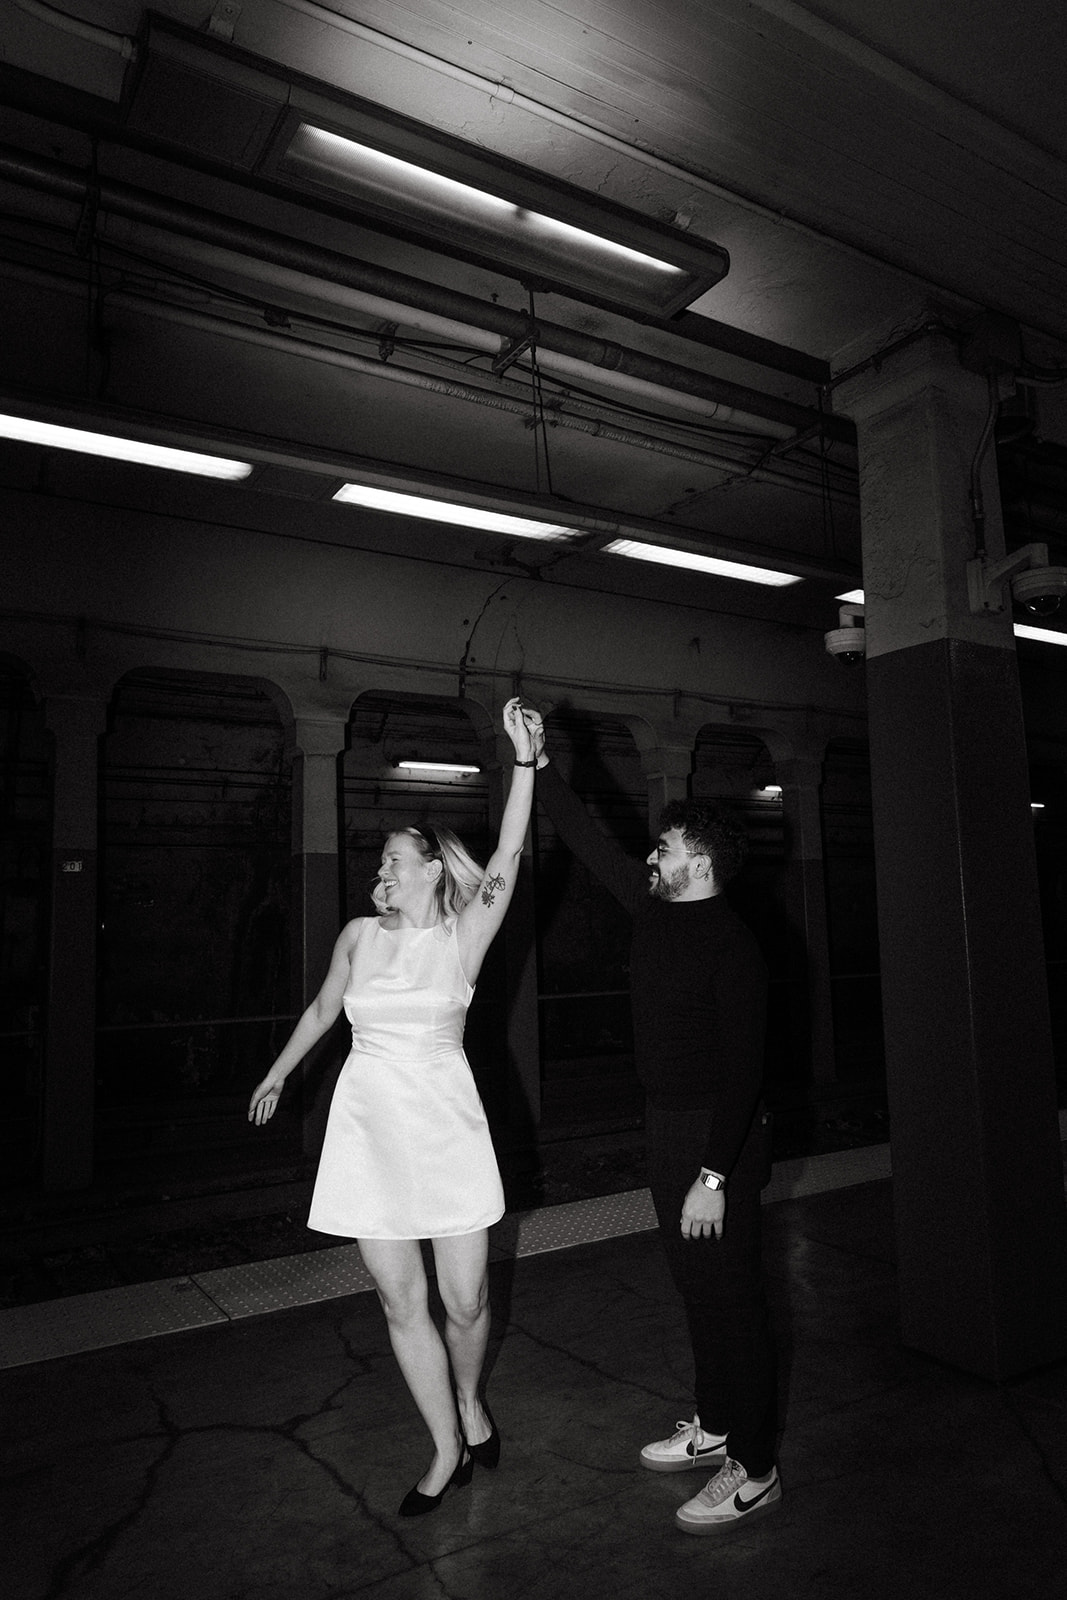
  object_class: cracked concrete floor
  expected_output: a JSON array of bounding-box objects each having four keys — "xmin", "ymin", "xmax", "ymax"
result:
[{"xmin": 3, "ymin": 1182, "xmax": 1067, "ymax": 1600}]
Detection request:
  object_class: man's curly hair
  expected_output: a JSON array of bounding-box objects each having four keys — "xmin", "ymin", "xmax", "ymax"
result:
[{"xmin": 659, "ymin": 799, "xmax": 749, "ymax": 886}]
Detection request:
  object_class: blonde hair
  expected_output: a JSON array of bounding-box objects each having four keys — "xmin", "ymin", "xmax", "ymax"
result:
[{"xmin": 401, "ymin": 825, "xmax": 484, "ymax": 919}]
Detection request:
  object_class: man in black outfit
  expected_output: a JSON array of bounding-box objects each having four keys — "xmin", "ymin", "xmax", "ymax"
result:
[{"xmin": 527, "ymin": 712, "xmax": 780, "ymax": 1535}]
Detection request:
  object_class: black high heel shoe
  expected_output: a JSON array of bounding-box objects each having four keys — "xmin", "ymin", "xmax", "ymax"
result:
[
  {"xmin": 465, "ymin": 1413, "xmax": 501, "ymax": 1471},
  {"xmin": 397, "ymin": 1449, "xmax": 473, "ymax": 1517}
]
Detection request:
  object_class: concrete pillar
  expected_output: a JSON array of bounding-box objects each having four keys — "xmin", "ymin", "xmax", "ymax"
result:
[
  {"xmin": 289, "ymin": 713, "xmax": 348, "ymax": 1159},
  {"xmin": 840, "ymin": 332, "xmax": 1067, "ymax": 1377},
  {"xmin": 641, "ymin": 742, "xmax": 693, "ymax": 817},
  {"xmin": 778, "ymin": 751, "xmax": 837, "ymax": 1085},
  {"xmin": 42, "ymin": 693, "xmax": 108, "ymax": 1191}
]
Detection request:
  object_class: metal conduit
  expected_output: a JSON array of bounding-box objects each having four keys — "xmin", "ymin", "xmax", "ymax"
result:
[
  {"xmin": 0, "ymin": 143, "xmax": 830, "ymax": 438},
  {"xmin": 100, "ymin": 222, "xmax": 759, "ymax": 429},
  {"xmin": 116, "ymin": 292, "xmax": 844, "ymax": 497}
]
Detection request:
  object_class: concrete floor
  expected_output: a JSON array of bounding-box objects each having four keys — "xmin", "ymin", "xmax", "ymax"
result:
[{"xmin": 3, "ymin": 1176, "xmax": 1067, "ymax": 1600}]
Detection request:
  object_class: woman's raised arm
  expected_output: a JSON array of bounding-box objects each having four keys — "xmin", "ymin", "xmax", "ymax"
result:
[{"xmin": 455, "ymin": 697, "xmax": 536, "ymax": 983}]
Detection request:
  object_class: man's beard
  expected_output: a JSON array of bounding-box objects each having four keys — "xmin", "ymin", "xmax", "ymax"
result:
[{"xmin": 649, "ymin": 863, "xmax": 690, "ymax": 901}]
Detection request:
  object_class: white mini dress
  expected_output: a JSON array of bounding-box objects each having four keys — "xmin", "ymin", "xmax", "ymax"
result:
[{"xmin": 307, "ymin": 916, "xmax": 505, "ymax": 1239}]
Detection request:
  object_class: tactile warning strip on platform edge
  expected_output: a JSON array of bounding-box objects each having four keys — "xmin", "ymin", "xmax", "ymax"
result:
[
  {"xmin": 0, "ymin": 1275, "xmax": 228, "ymax": 1369},
  {"xmin": 492, "ymin": 1189, "xmax": 658, "ymax": 1260},
  {"xmin": 196, "ymin": 1246, "xmax": 376, "ymax": 1320},
  {"xmin": 763, "ymin": 1143, "xmax": 892, "ymax": 1204}
]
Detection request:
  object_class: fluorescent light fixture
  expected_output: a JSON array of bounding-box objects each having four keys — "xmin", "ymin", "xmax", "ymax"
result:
[
  {"xmin": 1013, "ymin": 622, "xmax": 1067, "ymax": 646},
  {"xmin": 275, "ymin": 119, "xmax": 727, "ymax": 316},
  {"xmin": 1031, "ymin": 802, "xmax": 1046, "ymax": 811},
  {"xmin": 756, "ymin": 785, "xmax": 783, "ymax": 799},
  {"xmin": 333, "ymin": 483, "xmax": 573, "ymax": 541},
  {"xmin": 604, "ymin": 538, "xmax": 803, "ymax": 587},
  {"xmin": 836, "ymin": 588, "xmax": 865, "ymax": 604},
  {"xmin": 0, "ymin": 413, "xmax": 252, "ymax": 480},
  {"xmin": 398, "ymin": 760, "xmax": 481, "ymax": 775},
  {"xmin": 298, "ymin": 129, "xmax": 678, "ymax": 276},
  {"xmin": 128, "ymin": 20, "xmax": 728, "ymax": 316}
]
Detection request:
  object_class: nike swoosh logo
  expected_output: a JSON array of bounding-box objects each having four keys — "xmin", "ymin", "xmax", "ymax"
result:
[{"xmin": 733, "ymin": 1480, "xmax": 777, "ymax": 1512}]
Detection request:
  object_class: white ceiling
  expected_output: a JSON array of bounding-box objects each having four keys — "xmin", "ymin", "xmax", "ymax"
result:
[{"xmin": 3, "ymin": 0, "xmax": 1067, "ymax": 625}]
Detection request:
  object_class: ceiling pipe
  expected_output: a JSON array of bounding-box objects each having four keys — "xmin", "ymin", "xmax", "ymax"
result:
[
  {"xmin": 97, "ymin": 220, "xmax": 791, "ymax": 434},
  {"xmin": 109, "ymin": 290, "xmax": 850, "ymax": 500},
  {"xmin": 0, "ymin": 142, "xmax": 837, "ymax": 441}
]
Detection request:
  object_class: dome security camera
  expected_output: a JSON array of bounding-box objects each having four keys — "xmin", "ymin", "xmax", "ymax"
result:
[
  {"xmin": 1010, "ymin": 565, "xmax": 1067, "ymax": 617},
  {"xmin": 824, "ymin": 604, "xmax": 866, "ymax": 664},
  {"xmin": 968, "ymin": 542, "xmax": 1067, "ymax": 615},
  {"xmin": 825, "ymin": 626, "xmax": 866, "ymax": 664}
]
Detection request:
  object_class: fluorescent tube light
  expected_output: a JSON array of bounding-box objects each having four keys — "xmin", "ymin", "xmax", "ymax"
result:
[
  {"xmin": 332, "ymin": 483, "xmax": 573, "ymax": 540},
  {"xmin": 843, "ymin": 591, "xmax": 1067, "ymax": 648},
  {"xmin": 298, "ymin": 129, "xmax": 679, "ymax": 277},
  {"xmin": 277, "ymin": 120, "xmax": 727, "ymax": 316},
  {"xmin": 603, "ymin": 538, "xmax": 803, "ymax": 587},
  {"xmin": 398, "ymin": 760, "xmax": 481, "ymax": 775},
  {"xmin": 1013, "ymin": 622, "xmax": 1067, "ymax": 646},
  {"xmin": 0, "ymin": 413, "xmax": 252, "ymax": 480}
]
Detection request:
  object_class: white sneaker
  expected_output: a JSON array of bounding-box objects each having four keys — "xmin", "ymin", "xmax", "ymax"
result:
[
  {"xmin": 639, "ymin": 1415, "xmax": 728, "ymax": 1473},
  {"xmin": 675, "ymin": 1458, "xmax": 782, "ymax": 1535}
]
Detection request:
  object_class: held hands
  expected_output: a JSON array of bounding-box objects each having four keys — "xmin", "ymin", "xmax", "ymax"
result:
[
  {"xmin": 502, "ymin": 695, "xmax": 536, "ymax": 764},
  {"xmin": 517, "ymin": 702, "xmax": 546, "ymax": 765},
  {"xmin": 680, "ymin": 1178, "xmax": 726, "ymax": 1241},
  {"xmin": 248, "ymin": 1071, "xmax": 286, "ymax": 1126}
]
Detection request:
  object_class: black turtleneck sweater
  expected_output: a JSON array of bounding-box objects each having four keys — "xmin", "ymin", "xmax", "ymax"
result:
[{"xmin": 537, "ymin": 759, "xmax": 768, "ymax": 1178}]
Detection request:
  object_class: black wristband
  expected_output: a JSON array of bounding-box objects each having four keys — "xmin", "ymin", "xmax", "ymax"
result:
[{"xmin": 513, "ymin": 759, "xmax": 537, "ymax": 767}]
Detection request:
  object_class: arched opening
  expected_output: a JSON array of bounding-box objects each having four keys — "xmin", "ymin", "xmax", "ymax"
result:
[
  {"xmin": 534, "ymin": 709, "xmax": 646, "ymax": 1166},
  {"xmin": 343, "ymin": 691, "xmax": 490, "ymax": 919},
  {"xmin": 96, "ymin": 670, "xmax": 293, "ymax": 1180}
]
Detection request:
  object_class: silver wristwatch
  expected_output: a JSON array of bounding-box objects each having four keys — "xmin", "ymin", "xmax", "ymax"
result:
[{"xmin": 699, "ymin": 1170, "xmax": 725, "ymax": 1191}]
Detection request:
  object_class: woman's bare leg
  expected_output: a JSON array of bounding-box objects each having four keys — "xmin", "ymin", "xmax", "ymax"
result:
[
  {"xmin": 357, "ymin": 1236, "xmax": 464, "ymax": 1494},
  {"xmin": 432, "ymin": 1230, "xmax": 492, "ymax": 1447}
]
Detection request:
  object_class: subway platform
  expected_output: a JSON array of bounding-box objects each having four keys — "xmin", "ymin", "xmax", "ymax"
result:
[{"xmin": 2, "ymin": 1140, "xmax": 1067, "ymax": 1600}]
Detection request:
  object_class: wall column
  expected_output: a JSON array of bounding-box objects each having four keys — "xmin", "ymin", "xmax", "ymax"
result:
[
  {"xmin": 42, "ymin": 693, "xmax": 108, "ymax": 1191},
  {"xmin": 289, "ymin": 713, "xmax": 348, "ymax": 1159},
  {"xmin": 778, "ymin": 750, "xmax": 836, "ymax": 1085},
  {"xmin": 840, "ymin": 331, "xmax": 1067, "ymax": 1377}
]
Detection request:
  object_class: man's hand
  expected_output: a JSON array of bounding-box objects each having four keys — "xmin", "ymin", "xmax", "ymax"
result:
[
  {"xmin": 519, "ymin": 704, "xmax": 548, "ymax": 767},
  {"xmin": 680, "ymin": 1179, "xmax": 725, "ymax": 1240}
]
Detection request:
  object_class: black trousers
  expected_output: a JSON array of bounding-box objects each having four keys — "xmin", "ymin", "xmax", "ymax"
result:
[{"xmin": 645, "ymin": 1097, "xmax": 778, "ymax": 1477}]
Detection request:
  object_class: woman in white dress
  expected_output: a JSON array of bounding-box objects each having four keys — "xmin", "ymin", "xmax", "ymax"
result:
[{"xmin": 248, "ymin": 698, "xmax": 536, "ymax": 1515}]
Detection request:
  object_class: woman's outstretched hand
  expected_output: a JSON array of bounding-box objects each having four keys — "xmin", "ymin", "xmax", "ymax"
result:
[
  {"xmin": 248, "ymin": 1070, "xmax": 285, "ymax": 1125},
  {"xmin": 502, "ymin": 695, "xmax": 536, "ymax": 763}
]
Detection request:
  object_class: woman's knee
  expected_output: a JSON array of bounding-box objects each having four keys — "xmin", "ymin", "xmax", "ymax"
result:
[
  {"xmin": 358, "ymin": 1244, "xmax": 429, "ymax": 1327},
  {"xmin": 374, "ymin": 1277, "xmax": 430, "ymax": 1328},
  {"xmin": 440, "ymin": 1273, "xmax": 489, "ymax": 1329}
]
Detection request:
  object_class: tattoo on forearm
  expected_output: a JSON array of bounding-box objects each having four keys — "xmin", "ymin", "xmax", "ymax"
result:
[{"xmin": 481, "ymin": 872, "xmax": 506, "ymax": 907}]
